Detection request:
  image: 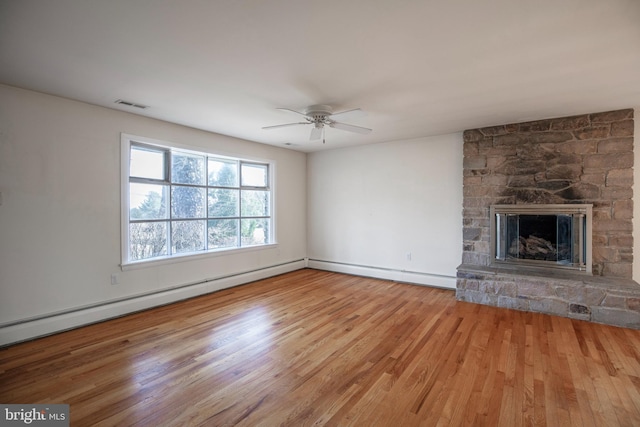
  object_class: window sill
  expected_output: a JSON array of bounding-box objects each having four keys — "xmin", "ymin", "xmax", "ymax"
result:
[{"xmin": 121, "ymin": 243, "xmax": 279, "ymax": 271}]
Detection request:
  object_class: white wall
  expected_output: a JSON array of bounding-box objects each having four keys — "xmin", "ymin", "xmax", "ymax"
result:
[
  {"xmin": 307, "ymin": 134, "xmax": 464, "ymax": 288},
  {"xmin": 0, "ymin": 84, "xmax": 307, "ymax": 344}
]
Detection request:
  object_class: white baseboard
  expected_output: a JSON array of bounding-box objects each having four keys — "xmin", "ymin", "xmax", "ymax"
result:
[
  {"xmin": 307, "ymin": 259, "xmax": 457, "ymax": 289},
  {"xmin": 0, "ymin": 260, "xmax": 306, "ymax": 347}
]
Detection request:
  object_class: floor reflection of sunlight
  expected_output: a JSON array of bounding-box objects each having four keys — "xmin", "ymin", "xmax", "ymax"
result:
[
  {"xmin": 132, "ymin": 352, "xmax": 165, "ymax": 386},
  {"xmin": 197, "ymin": 305, "xmax": 277, "ymax": 362},
  {"xmin": 124, "ymin": 305, "xmax": 276, "ymax": 416},
  {"xmin": 217, "ymin": 306, "xmax": 275, "ymax": 359}
]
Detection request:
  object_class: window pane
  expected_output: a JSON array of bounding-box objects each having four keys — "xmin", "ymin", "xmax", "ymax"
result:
[
  {"xmin": 172, "ymin": 220, "xmax": 206, "ymax": 254},
  {"xmin": 129, "ymin": 222, "xmax": 168, "ymax": 260},
  {"xmin": 241, "ymin": 190, "xmax": 270, "ymax": 216},
  {"xmin": 171, "ymin": 186, "xmax": 206, "ymax": 218},
  {"xmin": 241, "ymin": 163, "xmax": 268, "ymax": 187},
  {"xmin": 172, "ymin": 152, "xmax": 206, "ymax": 185},
  {"xmin": 208, "ymin": 188, "xmax": 239, "ymax": 217},
  {"xmin": 208, "ymin": 219, "xmax": 238, "ymax": 249},
  {"xmin": 241, "ymin": 218, "xmax": 269, "ymax": 246},
  {"xmin": 130, "ymin": 145, "xmax": 166, "ymax": 180},
  {"xmin": 208, "ymin": 158, "xmax": 238, "ymax": 187},
  {"xmin": 130, "ymin": 183, "xmax": 168, "ymax": 220}
]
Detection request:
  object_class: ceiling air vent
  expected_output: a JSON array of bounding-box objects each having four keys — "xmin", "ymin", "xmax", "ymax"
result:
[{"xmin": 115, "ymin": 99, "xmax": 149, "ymax": 109}]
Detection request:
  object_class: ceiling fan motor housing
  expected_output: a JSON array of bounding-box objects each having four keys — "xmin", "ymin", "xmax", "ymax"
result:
[{"xmin": 305, "ymin": 105, "xmax": 333, "ymax": 122}]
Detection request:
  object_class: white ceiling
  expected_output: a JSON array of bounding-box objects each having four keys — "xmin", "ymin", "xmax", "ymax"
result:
[{"xmin": 1, "ymin": 0, "xmax": 639, "ymax": 152}]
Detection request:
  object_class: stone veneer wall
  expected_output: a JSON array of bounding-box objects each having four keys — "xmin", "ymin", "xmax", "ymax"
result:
[{"xmin": 457, "ymin": 109, "xmax": 640, "ymax": 328}]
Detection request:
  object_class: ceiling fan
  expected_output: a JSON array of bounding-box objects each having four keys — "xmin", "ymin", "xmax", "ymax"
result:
[{"xmin": 262, "ymin": 104, "xmax": 372, "ymax": 142}]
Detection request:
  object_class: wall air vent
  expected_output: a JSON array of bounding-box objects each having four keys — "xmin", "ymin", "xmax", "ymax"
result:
[{"xmin": 114, "ymin": 99, "xmax": 149, "ymax": 109}]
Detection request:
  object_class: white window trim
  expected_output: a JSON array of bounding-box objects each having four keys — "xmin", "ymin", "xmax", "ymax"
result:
[{"xmin": 120, "ymin": 133, "xmax": 277, "ymax": 270}]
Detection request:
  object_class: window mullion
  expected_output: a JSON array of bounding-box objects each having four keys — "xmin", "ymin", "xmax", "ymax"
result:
[
  {"xmin": 240, "ymin": 186, "xmax": 270, "ymax": 191},
  {"xmin": 205, "ymin": 155, "xmax": 209, "ymax": 251},
  {"xmin": 129, "ymin": 177, "xmax": 169, "ymax": 186},
  {"xmin": 164, "ymin": 149, "xmax": 172, "ymax": 257},
  {"xmin": 237, "ymin": 186, "xmax": 242, "ymax": 247},
  {"xmin": 165, "ymin": 150, "xmax": 171, "ymax": 182},
  {"xmin": 168, "ymin": 181, "xmax": 173, "ymax": 257}
]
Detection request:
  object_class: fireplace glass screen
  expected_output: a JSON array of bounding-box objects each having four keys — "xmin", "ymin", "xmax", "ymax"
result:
[{"xmin": 491, "ymin": 205, "xmax": 591, "ymax": 272}]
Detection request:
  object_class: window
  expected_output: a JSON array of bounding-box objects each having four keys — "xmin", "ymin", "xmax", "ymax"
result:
[{"xmin": 122, "ymin": 135, "xmax": 273, "ymax": 265}]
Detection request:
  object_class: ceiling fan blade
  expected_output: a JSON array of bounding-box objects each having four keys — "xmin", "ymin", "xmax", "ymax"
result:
[
  {"xmin": 329, "ymin": 108, "xmax": 364, "ymax": 119},
  {"xmin": 329, "ymin": 121, "xmax": 372, "ymax": 134},
  {"xmin": 276, "ymin": 108, "xmax": 309, "ymax": 118},
  {"xmin": 310, "ymin": 126, "xmax": 323, "ymax": 140},
  {"xmin": 262, "ymin": 122, "xmax": 308, "ymax": 130}
]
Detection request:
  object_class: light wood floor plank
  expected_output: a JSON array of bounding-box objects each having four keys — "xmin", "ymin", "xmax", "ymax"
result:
[{"xmin": 2, "ymin": 269, "xmax": 640, "ymax": 426}]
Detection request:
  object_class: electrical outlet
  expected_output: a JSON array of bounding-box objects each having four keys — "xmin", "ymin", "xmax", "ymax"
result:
[
  {"xmin": 110, "ymin": 274, "xmax": 120, "ymax": 285},
  {"xmin": 406, "ymin": 252, "xmax": 412, "ymax": 261}
]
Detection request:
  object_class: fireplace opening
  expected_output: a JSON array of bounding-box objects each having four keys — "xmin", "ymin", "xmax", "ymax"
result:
[
  {"xmin": 501, "ymin": 214, "xmax": 575, "ymax": 262},
  {"xmin": 490, "ymin": 204, "xmax": 592, "ymax": 274}
]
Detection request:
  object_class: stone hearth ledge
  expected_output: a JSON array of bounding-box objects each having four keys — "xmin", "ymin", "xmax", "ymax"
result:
[{"xmin": 456, "ymin": 264, "xmax": 640, "ymax": 329}]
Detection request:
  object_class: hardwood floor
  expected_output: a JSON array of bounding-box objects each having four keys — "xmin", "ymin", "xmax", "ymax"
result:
[{"xmin": 2, "ymin": 269, "xmax": 640, "ymax": 426}]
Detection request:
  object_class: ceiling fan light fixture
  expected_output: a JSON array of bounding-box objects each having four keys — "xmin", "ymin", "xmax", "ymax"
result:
[{"xmin": 310, "ymin": 126, "xmax": 323, "ymax": 141}]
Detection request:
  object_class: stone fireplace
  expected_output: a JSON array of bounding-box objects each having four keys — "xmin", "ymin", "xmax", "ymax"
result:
[{"xmin": 456, "ymin": 108, "xmax": 640, "ymax": 328}]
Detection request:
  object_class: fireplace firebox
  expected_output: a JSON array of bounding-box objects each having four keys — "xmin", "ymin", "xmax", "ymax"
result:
[{"xmin": 490, "ymin": 204, "xmax": 592, "ymax": 274}]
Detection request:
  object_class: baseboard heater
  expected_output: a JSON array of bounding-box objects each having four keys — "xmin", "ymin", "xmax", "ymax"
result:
[
  {"xmin": 307, "ymin": 259, "xmax": 457, "ymax": 289},
  {"xmin": 0, "ymin": 259, "xmax": 306, "ymax": 347}
]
